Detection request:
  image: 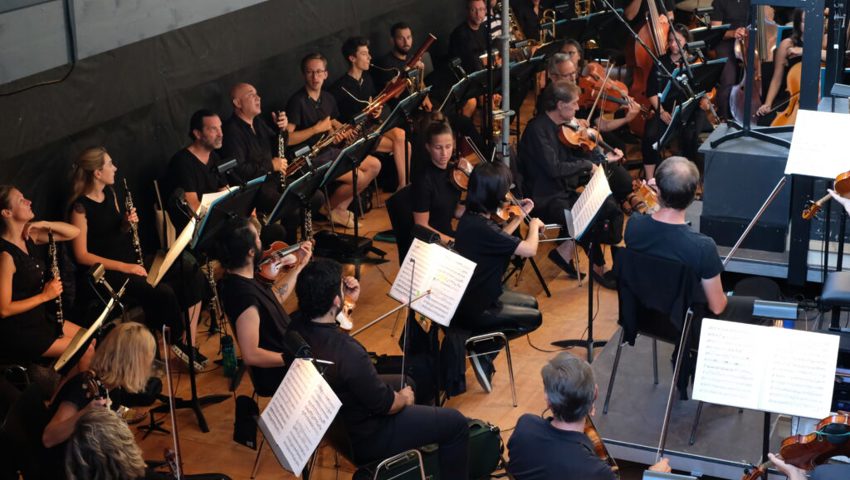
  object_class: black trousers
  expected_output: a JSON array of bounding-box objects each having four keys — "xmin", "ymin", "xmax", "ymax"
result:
[
  {"xmin": 536, "ymin": 194, "xmax": 625, "ymax": 267},
  {"xmin": 463, "ymin": 290, "xmax": 542, "ymax": 338},
  {"xmin": 352, "ymin": 376, "xmax": 469, "ymax": 479}
]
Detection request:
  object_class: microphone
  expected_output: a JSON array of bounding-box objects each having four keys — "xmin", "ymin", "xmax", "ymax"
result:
[
  {"xmin": 685, "ymin": 41, "xmax": 707, "ymax": 61},
  {"xmin": 450, "ymin": 57, "xmax": 468, "ymax": 79},
  {"xmin": 170, "ymin": 188, "xmax": 200, "ymax": 222}
]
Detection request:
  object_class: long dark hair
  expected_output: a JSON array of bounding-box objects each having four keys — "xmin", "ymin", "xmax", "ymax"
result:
[
  {"xmin": 791, "ymin": 9, "xmax": 804, "ymax": 47},
  {"xmin": 466, "ymin": 162, "xmax": 511, "ymax": 215},
  {"xmin": 0, "ymin": 185, "xmax": 15, "ymax": 236}
]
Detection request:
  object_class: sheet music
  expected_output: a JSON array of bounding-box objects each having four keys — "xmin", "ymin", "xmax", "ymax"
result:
[
  {"xmin": 146, "ymin": 217, "xmax": 196, "ymax": 287},
  {"xmin": 786, "ymin": 109, "xmax": 850, "ymax": 179},
  {"xmin": 570, "ymin": 165, "xmax": 612, "ymax": 240},
  {"xmin": 54, "ymin": 297, "xmax": 117, "ymax": 372},
  {"xmin": 388, "ymin": 238, "xmax": 476, "ymax": 327},
  {"xmin": 693, "ymin": 319, "xmax": 839, "ymax": 419},
  {"xmin": 258, "ymin": 359, "xmax": 341, "ymax": 477},
  {"xmin": 197, "ymin": 189, "xmax": 230, "ymax": 217}
]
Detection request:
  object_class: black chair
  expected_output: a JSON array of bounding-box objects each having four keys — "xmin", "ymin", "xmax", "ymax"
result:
[
  {"xmin": 821, "ymin": 270, "xmax": 850, "ymax": 328},
  {"xmin": 0, "ymin": 383, "xmax": 51, "ymax": 479},
  {"xmin": 605, "ymin": 248, "xmax": 705, "ymax": 449}
]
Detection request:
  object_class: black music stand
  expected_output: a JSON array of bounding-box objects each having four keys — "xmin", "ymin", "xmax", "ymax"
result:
[
  {"xmin": 659, "ymin": 58, "xmax": 726, "ymax": 105},
  {"xmin": 656, "ymin": 93, "xmax": 704, "ymax": 151},
  {"xmin": 165, "ymin": 179, "xmax": 262, "ymax": 433},
  {"xmin": 265, "ymin": 161, "xmax": 331, "ymax": 228},
  {"xmin": 313, "ymin": 133, "xmax": 387, "ymax": 277}
]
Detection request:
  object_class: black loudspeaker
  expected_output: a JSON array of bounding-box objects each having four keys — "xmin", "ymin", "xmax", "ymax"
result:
[{"xmin": 699, "ymin": 129, "xmax": 792, "ymax": 253}]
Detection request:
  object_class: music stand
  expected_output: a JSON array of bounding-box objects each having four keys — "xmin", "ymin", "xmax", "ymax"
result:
[
  {"xmin": 162, "ymin": 178, "xmax": 263, "ymax": 433},
  {"xmin": 659, "ymin": 58, "xmax": 726, "ymax": 106},
  {"xmin": 265, "ymin": 161, "xmax": 331, "ymax": 227},
  {"xmin": 655, "ymin": 93, "xmax": 705, "ymax": 151},
  {"xmin": 689, "ymin": 24, "xmax": 731, "ymax": 50},
  {"xmin": 314, "ymin": 132, "xmax": 387, "ymax": 276}
]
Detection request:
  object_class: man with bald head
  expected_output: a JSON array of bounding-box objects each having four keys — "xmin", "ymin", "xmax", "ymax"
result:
[{"xmin": 221, "ymin": 82, "xmax": 288, "ymax": 216}]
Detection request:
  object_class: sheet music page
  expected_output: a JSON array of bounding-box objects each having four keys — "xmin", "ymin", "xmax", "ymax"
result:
[
  {"xmin": 571, "ymin": 165, "xmax": 612, "ymax": 240},
  {"xmin": 692, "ymin": 319, "xmax": 765, "ymax": 410},
  {"xmin": 388, "ymin": 238, "xmax": 476, "ymax": 327},
  {"xmin": 694, "ymin": 319, "xmax": 839, "ymax": 418},
  {"xmin": 146, "ymin": 217, "xmax": 196, "ymax": 287},
  {"xmin": 258, "ymin": 359, "xmax": 341, "ymax": 476},
  {"xmin": 197, "ymin": 190, "xmax": 230, "ymax": 217},
  {"xmin": 786, "ymin": 109, "xmax": 850, "ymax": 179},
  {"xmin": 760, "ymin": 328, "xmax": 839, "ymax": 419}
]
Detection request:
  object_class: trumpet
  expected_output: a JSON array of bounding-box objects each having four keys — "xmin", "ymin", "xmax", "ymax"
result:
[
  {"xmin": 123, "ymin": 178, "xmax": 144, "ymax": 266},
  {"xmin": 47, "ymin": 228, "xmax": 64, "ymax": 337}
]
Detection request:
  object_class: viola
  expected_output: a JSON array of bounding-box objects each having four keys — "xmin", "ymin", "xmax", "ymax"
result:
[
  {"xmin": 450, "ymin": 136, "xmax": 485, "ymax": 191},
  {"xmin": 492, "ymin": 204, "xmax": 525, "ymax": 223},
  {"xmin": 559, "ymin": 121, "xmax": 617, "ymax": 155},
  {"xmin": 579, "ymin": 63, "xmax": 650, "ymax": 117},
  {"xmin": 257, "ymin": 241, "xmax": 305, "ymax": 284},
  {"xmin": 585, "ymin": 416, "xmax": 619, "ymax": 474},
  {"xmin": 802, "ymin": 170, "xmax": 850, "ymax": 220},
  {"xmin": 741, "ymin": 414, "xmax": 850, "ymax": 480}
]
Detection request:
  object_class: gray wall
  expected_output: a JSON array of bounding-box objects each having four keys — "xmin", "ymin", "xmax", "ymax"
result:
[
  {"xmin": 0, "ymin": 0, "xmax": 463, "ymax": 235},
  {"xmin": 0, "ymin": 0, "xmax": 269, "ymax": 85}
]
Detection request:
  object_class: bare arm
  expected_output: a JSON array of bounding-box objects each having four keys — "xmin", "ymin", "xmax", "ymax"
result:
[
  {"xmin": 27, "ymin": 221, "xmax": 80, "ymax": 244},
  {"xmin": 514, "ymin": 218, "xmax": 543, "ymax": 257},
  {"xmin": 702, "ymin": 274, "xmax": 728, "ymax": 316},
  {"xmin": 235, "ymin": 306, "xmax": 286, "ymax": 368},
  {"xmin": 759, "ymin": 39, "xmax": 791, "ymax": 113},
  {"xmin": 42, "ymin": 399, "xmax": 107, "ymax": 448},
  {"xmin": 0, "ymin": 252, "xmax": 59, "ymax": 318},
  {"xmin": 183, "ymin": 192, "xmax": 201, "ymax": 214},
  {"xmin": 69, "ymin": 207, "xmax": 143, "ymax": 275},
  {"xmin": 272, "ymin": 241, "xmax": 313, "ymax": 304}
]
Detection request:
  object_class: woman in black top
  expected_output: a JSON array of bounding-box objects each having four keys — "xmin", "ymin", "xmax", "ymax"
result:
[
  {"xmin": 43, "ymin": 321, "xmax": 155, "ymax": 477},
  {"xmin": 0, "ymin": 185, "xmax": 93, "ymax": 371},
  {"xmin": 451, "ymin": 162, "xmax": 544, "ymax": 392},
  {"xmin": 412, "ymin": 121, "xmax": 465, "ymax": 243},
  {"xmin": 757, "ymin": 9, "xmax": 805, "ymax": 123},
  {"xmin": 67, "ymin": 147, "xmax": 206, "ymax": 369}
]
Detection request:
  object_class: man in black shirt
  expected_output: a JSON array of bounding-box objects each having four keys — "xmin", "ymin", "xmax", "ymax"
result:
[
  {"xmin": 372, "ymin": 22, "xmax": 433, "ymax": 112},
  {"xmin": 164, "ymin": 109, "xmax": 228, "ymax": 232},
  {"xmin": 519, "ymin": 81, "xmax": 627, "ymax": 289},
  {"xmin": 331, "ymin": 37, "xmax": 411, "ymax": 189},
  {"xmin": 711, "ymin": 0, "xmax": 750, "ymax": 120},
  {"xmin": 220, "ymin": 83, "xmax": 288, "ymax": 216},
  {"xmin": 217, "ymin": 216, "xmax": 312, "ymax": 394},
  {"xmin": 507, "ymin": 352, "xmax": 670, "ymax": 479},
  {"xmin": 449, "ymin": 0, "xmax": 489, "ymax": 75},
  {"xmin": 290, "ymin": 258, "xmax": 469, "ymax": 478},
  {"xmin": 286, "ymin": 52, "xmax": 381, "ymax": 229}
]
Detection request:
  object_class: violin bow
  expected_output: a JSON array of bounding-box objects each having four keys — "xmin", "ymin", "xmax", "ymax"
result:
[{"xmin": 587, "ymin": 62, "xmax": 615, "ymax": 122}]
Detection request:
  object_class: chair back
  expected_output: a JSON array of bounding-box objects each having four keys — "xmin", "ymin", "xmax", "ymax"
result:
[
  {"xmin": 386, "ymin": 185, "xmax": 415, "ymax": 263},
  {"xmin": 0, "ymin": 383, "xmax": 51, "ymax": 478},
  {"xmin": 614, "ymin": 248, "xmax": 703, "ymax": 346}
]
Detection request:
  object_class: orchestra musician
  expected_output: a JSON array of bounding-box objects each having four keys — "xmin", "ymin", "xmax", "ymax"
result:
[
  {"xmin": 450, "ymin": 0, "xmax": 490, "ymax": 76},
  {"xmin": 164, "ymin": 109, "xmax": 228, "ymax": 233},
  {"xmin": 450, "ymin": 162, "xmax": 543, "ymax": 393},
  {"xmin": 519, "ymin": 81, "xmax": 630, "ymax": 290},
  {"xmin": 546, "ymin": 54, "xmax": 578, "ymax": 85},
  {"xmin": 513, "ymin": 0, "xmax": 555, "ymax": 41},
  {"xmin": 42, "ymin": 322, "xmax": 155, "ymax": 470},
  {"xmin": 0, "ymin": 186, "xmax": 93, "ymax": 372},
  {"xmin": 641, "ymin": 24, "xmax": 709, "ymax": 179},
  {"xmin": 710, "ymin": 0, "xmax": 751, "ymax": 121},
  {"xmin": 507, "ymin": 352, "xmax": 671, "ymax": 479},
  {"xmin": 330, "ymin": 36, "xmax": 411, "ymax": 190},
  {"xmin": 68, "ymin": 147, "xmax": 207, "ymax": 369},
  {"xmin": 290, "ymin": 258, "xmax": 470, "ymax": 478},
  {"xmin": 220, "ymin": 83, "xmax": 289, "ymax": 217},
  {"xmin": 285, "ymin": 52, "xmax": 381, "ymax": 229},
  {"xmin": 756, "ymin": 9, "xmax": 804, "ymax": 122},
  {"xmin": 372, "ymin": 22, "xmax": 434, "ymax": 112},
  {"xmin": 769, "ymin": 452, "xmax": 850, "ymax": 480},
  {"xmin": 217, "ymin": 216, "xmax": 312, "ymax": 395},
  {"xmin": 412, "ymin": 121, "xmax": 465, "ymax": 244},
  {"xmin": 64, "ymin": 408, "xmax": 148, "ymax": 480}
]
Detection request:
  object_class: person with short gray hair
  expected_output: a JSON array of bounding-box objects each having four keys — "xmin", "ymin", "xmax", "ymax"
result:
[
  {"xmin": 546, "ymin": 53, "xmax": 577, "ymax": 85},
  {"xmin": 507, "ymin": 353, "xmax": 670, "ymax": 479}
]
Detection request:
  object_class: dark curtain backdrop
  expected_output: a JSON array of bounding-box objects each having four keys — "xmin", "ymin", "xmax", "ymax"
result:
[{"xmin": 0, "ymin": 0, "xmax": 463, "ymax": 248}]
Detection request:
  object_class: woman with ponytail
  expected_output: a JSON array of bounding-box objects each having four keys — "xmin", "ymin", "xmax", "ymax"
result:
[{"xmin": 67, "ymin": 147, "xmax": 206, "ymax": 369}]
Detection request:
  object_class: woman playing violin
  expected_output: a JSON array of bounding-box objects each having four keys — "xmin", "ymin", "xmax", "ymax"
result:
[
  {"xmin": 412, "ymin": 121, "xmax": 466, "ymax": 244},
  {"xmin": 642, "ymin": 24, "xmax": 710, "ymax": 179}
]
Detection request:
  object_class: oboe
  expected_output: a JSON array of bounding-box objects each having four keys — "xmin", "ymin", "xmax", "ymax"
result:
[
  {"xmin": 123, "ymin": 178, "xmax": 144, "ymax": 265},
  {"xmin": 277, "ymin": 113, "xmax": 288, "ymax": 192},
  {"xmin": 47, "ymin": 228, "xmax": 64, "ymax": 337}
]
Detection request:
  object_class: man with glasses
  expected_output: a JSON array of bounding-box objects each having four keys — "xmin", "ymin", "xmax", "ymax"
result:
[{"xmin": 285, "ymin": 52, "xmax": 381, "ymax": 229}]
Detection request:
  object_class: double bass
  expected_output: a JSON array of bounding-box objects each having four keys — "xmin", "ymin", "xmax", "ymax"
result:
[{"xmin": 628, "ymin": 0, "xmax": 670, "ymax": 135}]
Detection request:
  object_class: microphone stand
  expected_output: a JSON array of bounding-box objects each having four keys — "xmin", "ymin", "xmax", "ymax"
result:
[{"xmin": 400, "ymin": 258, "xmax": 416, "ymax": 389}]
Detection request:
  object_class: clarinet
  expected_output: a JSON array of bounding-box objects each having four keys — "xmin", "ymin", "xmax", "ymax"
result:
[
  {"xmin": 278, "ymin": 114, "xmax": 288, "ymax": 192},
  {"xmin": 122, "ymin": 178, "xmax": 144, "ymax": 265},
  {"xmin": 47, "ymin": 228, "xmax": 64, "ymax": 337},
  {"xmin": 205, "ymin": 261, "xmax": 223, "ymax": 331}
]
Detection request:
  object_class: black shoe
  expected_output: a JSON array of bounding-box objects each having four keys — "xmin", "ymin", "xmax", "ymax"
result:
[
  {"xmin": 193, "ymin": 347, "xmax": 209, "ymax": 368},
  {"xmin": 171, "ymin": 342, "xmax": 205, "ymax": 371},
  {"xmin": 591, "ymin": 269, "xmax": 617, "ymax": 290},
  {"xmin": 548, "ymin": 249, "xmax": 586, "ymax": 280}
]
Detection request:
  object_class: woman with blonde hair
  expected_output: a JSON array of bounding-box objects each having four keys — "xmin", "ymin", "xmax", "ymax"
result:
[
  {"xmin": 0, "ymin": 184, "xmax": 93, "ymax": 371},
  {"xmin": 43, "ymin": 321, "xmax": 155, "ymax": 451},
  {"xmin": 67, "ymin": 146, "xmax": 206, "ymax": 369}
]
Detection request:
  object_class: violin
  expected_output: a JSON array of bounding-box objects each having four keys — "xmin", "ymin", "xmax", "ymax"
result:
[
  {"xmin": 559, "ymin": 121, "xmax": 617, "ymax": 155},
  {"xmin": 579, "ymin": 63, "xmax": 650, "ymax": 117},
  {"xmin": 81, "ymin": 370, "xmax": 108, "ymax": 400},
  {"xmin": 585, "ymin": 416, "xmax": 620, "ymax": 475},
  {"xmin": 741, "ymin": 414, "xmax": 850, "ymax": 480},
  {"xmin": 336, "ymin": 296, "xmax": 356, "ymax": 331},
  {"xmin": 257, "ymin": 241, "xmax": 305, "ymax": 284},
  {"xmin": 802, "ymin": 171, "xmax": 850, "ymax": 220},
  {"xmin": 451, "ymin": 136, "xmax": 485, "ymax": 191},
  {"xmin": 633, "ymin": 182, "xmax": 660, "ymax": 214}
]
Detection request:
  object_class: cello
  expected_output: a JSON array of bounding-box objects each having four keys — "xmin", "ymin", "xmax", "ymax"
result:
[{"xmin": 770, "ymin": 62, "xmax": 801, "ymax": 127}]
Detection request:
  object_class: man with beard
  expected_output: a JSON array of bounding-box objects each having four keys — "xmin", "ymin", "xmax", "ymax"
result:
[
  {"xmin": 164, "ymin": 109, "xmax": 229, "ymax": 232},
  {"xmin": 372, "ymin": 22, "xmax": 433, "ymax": 112}
]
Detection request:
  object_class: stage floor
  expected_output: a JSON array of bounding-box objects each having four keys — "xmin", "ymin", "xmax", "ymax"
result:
[{"xmin": 592, "ymin": 331, "xmax": 792, "ymax": 479}]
